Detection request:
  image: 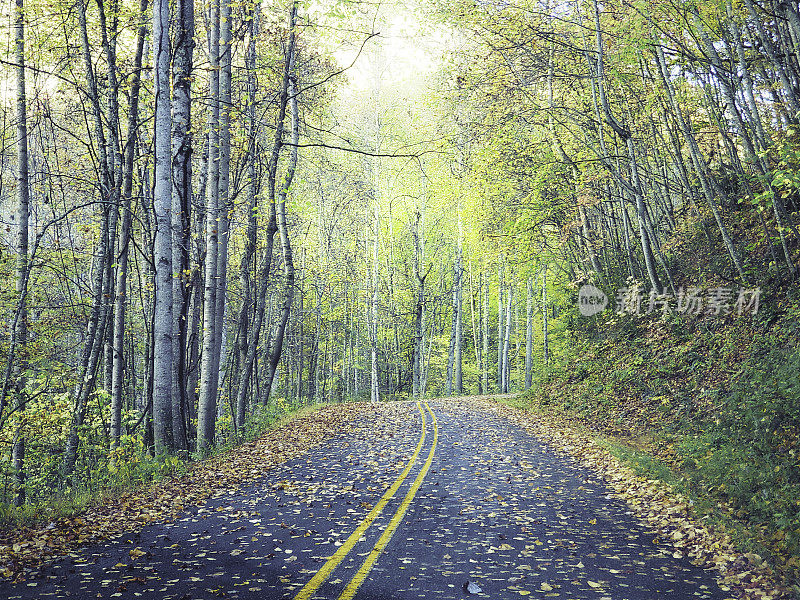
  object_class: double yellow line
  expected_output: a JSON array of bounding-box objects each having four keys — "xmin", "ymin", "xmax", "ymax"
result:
[{"xmin": 293, "ymin": 401, "xmax": 438, "ymax": 600}]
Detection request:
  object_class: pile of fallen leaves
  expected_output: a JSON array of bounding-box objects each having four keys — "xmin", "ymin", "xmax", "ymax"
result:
[
  {"xmin": 0, "ymin": 402, "xmax": 374, "ymax": 582},
  {"xmin": 481, "ymin": 397, "xmax": 792, "ymax": 600}
]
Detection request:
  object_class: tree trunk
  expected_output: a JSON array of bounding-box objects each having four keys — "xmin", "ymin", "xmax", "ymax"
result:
[
  {"xmin": 542, "ymin": 270, "xmax": 549, "ymax": 365},
  {"xmin": 196, "ymin": 0, "xmax": 221, "ymax": 454},
  {"xmin": 502, "ymin": 287, "xmax": 513, "ymax": 393},
  {"xmin": 262, "ymin": 5, "xmax": 299, "ymax": 401},
  {"xmin": 468, "ymin": 264, "xmax": 482, "ymax": 395},
  {"xmin": 12, "ymin": 0, "xmax": 29, "ymax": 505},
  {"xmin": 595, "ymin": 2, "xmax": 661, "ymax": 292},
  {"xmin": 370, "ymin": 193, "xmax": 379, "ymax": 404},
  {"xmin": 63, "ymin": 0, "xmax": 118, "ymax": 476},
  {"xmin": 454, "ymin": 238, "xmax": 463, "ymax": 394},
  {"xmin": 170, "ymin": 0, "xmax": 194, "ymax": 452},
  {"xmin": 97, "ymin": 0, "xmax": 122, "ymax": 403},
  {"xmin": 214, "ymin": 0, "xmax": 233, "ymax": 405},
  {"xmin": 446, "ymin": 250, "xmax": 458, "ymax": 395},
  {"xmin": 482, "ymin": 269, "xmax": 489, "ymax": 394},
  {"xmin": 496, "ymin": 264, "xmax": 503, "ymax": 391},
  {"xmin": 234, "ymin": 0, "xmax": 260, "ymax": 428},
  {"xmin": 152, "ymin": 0, "xmax": 174, "ymax": 453},
  {"xmin": 412, "ymin": 204, "xmax": 426, "ymax": 401},
  {"xmin": 742, "ymin": 0, "xmax": 800, "ymax": 119},
  {"xmin": 264, "ymin": 70, "xmax": 299, "ymax": 403},
  {"xmin": 307, "ymin": 284, "xmax": 321, "ymax": 403},
  {"xmin": 110, "ymin": 0, "xmax": 147, "ymax": 449},
  {"xmin": 525, "ymin": 277, "xmax": 532, "ymax": 391}
]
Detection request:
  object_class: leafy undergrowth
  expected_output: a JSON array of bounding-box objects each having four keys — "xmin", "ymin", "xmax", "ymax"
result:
[
  {"xmin": 489, "ymin": 397, "xmax": 791, "ymax": 600},
  {"xmin": 0, "ymin": 396, "xmax": 313, "ymax": 529},
  {"xmin": 515, "ymin": 286, "xmax": 800, "ymax": 597},
  {"xmin": 0, "ymin": 402, "xmax": 374, "ymax": 581}
]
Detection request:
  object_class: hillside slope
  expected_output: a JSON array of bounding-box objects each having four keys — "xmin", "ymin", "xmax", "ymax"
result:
[{"xmin": 517, "ymin": 281, "xmax": 800, "ymax": 594}]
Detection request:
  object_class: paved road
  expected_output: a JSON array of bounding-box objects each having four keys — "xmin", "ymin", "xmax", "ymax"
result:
[{"xmin": 0, "ymin": 399, "xmax": 728, "ymax": 599}]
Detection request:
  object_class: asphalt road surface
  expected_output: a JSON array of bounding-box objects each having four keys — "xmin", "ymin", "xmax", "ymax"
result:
[{"xmin": 0, "ymin": 398, "xmax": 728, "ymax": 599}]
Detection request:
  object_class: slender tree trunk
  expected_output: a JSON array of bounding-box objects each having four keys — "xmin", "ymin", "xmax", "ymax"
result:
[
  {"xmin": 446, "ymin": 250, "xmax": 458, "ymax": 395},
  {"xmin": 412, "ymin": 206, "xmax": 425, "ymax": 402},
  {"xmin": 63, "ymin": 219, "xmax": 108, "ymax": 474},
  {"xmin": 469, "ymin": 264, "xmax": 482, "ymax": 395},
  {"xmin": 152, "ymin": 0, "xmax": 174, "ymax": 453},
  {"xmin": 307, "ymin": 284, "xmax": 321, "ymax": 403},
  {"xmin": 64, "ymin": 0, "xmax": 117, "ymax": 476},
  {"xmin": 170, "ymin": 0, "xmax": 194, "ymax": 452},
  {"xmin": 726, "ymin": 1, "xmax": 769, "ymax": 148},
  {"xmin": 542, "ymin": 270, "xmax": 549, "ymax": 365},
  {"xmin": 370, "ymin": 192, "xmax": 379, "ymax": 403},
  {"xmin": 482, "ymin": 269, "xmax": 489, "ymax": 394},
  {"xmin": 110, "ymin": 0, "xmax": 147, "ymax": 448},
  {"xmin": 185, "ymin": 141, "xmax": 206, "ymax": 447},
  {"xmin": 496, "ymin": 265, "xmax": 503, "ymax": 391},
  {"xmin": 297, "ymin": 260, "xmax": 305, "ymax": 400},
  {"xmin": 264, "ymin": 71, "xmax": 299, "ymax": 403},
  {"xmin": 262, "ymin": 5, "xmax": 300, "ymax": 403},
  {"xmin": 196, "ymin": 0, "xmax": 221, "ymax": 454},
  {"xmin": 525, "ymin": 277, "xmax": 532, "ymax": 391},
  {"xmin": 97, "ymin": 0, "xmax": 121, "ymax": 403},
  {"xmin": 592, "ymin": 0, "xmax": 661, "ymax": 292},
  {"xmin": 235, "ymin": 0, "xmax": 260, "ymax": 427},
  {"xmin": 502, "ymin": 287, "xmax": 513, "ymax": 393},
  {"xmin": 214, "ymin": 0, "xmax": 233, "ymax": 402},
  {"xmin": 743, "ymin": 0, "xmax": 800, "ymax": 119},
  {"xmin": 454, "ymin": 234, "xmax": 463, "ymax": 394},
  {"xmin": 237, "ymin": 0, "xmax": 288, "ymax": 411},
  {"xmin": 12, "ymin": 0, "xmax": 29, "ymax": 505}
]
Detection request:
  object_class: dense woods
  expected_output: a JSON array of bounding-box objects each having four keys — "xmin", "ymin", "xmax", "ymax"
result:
[{"xmin": 1, "ymin": 0, "xmax": 800, "ymax": 585}]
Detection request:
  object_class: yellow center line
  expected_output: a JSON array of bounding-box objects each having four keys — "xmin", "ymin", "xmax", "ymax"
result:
[
  {"xmin": 336, "ymin": 401, "xmax": 439, "ymax": 600},
  {"xmin": 291, "ymin": 401, "xmax": 427, "ymax": 600}
]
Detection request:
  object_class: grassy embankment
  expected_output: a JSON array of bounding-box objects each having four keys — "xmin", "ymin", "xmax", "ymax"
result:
[
  {"xmin": 512, "ymin": 276, "xmax": 800, "ymax": 592},
  {"xmin": 0, "ymin": 397, "xmax": 316, "ymax": 535}
]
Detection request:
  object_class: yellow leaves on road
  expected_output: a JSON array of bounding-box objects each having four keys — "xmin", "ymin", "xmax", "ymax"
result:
[
  {"xmin": 128, "ymin": 547, "xmax": 145, "ymax": 560},
  {"xmin": 0, "ymin": 403, "xmax": 375, "ymax": 582},
  {"xmin": 498, "ymin": 543, "xmax": 514, "ymax": 550},
  {"xmin": 484, "ymin": 398, "xmax": 790, "ymax": 600}
]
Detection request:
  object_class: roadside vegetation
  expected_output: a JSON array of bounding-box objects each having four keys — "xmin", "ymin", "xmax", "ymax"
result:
[
  {"xmin": 0, "ymin": 397, "xmax": 312, "ymax": 533},
  {"xmin": 515, "ymin": 264, "xmax": 800, "ymax": 591}
]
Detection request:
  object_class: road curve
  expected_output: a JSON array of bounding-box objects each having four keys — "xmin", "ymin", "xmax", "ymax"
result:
[{"xmin": 0, "ymin": 398, "xmax": 728, "ymax": 600}]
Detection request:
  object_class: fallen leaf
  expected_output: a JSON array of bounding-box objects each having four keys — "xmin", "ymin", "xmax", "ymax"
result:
[{"xmin": 464, "ymin": 581, "xmax": 482, "ymax": 594}]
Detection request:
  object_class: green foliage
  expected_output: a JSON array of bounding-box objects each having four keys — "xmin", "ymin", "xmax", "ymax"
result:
[
  {"xmin": 0, "ymin": 395, "xmax": 326, "ymax": 533},
  {"xmin": 0, "ymin": 445, "xmax": 187, "ymax": 533},
  {"xmin": 674, "ymin": 347, "xmax": 800, "ymax": 559},
  {"xmin": 518, "ymin": 281, "xmax": 800, "ymax": 587}
]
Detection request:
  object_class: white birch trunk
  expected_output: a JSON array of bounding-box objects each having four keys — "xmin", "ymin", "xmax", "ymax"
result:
[
  {"xmin": 170, "ymin": 0, "xmax": 194, "ymax": 451},
  {"xmin": 11, "ymin": 0, "xmax": 29, "ymax": 504},
  {"xmin": 197, "ymin": 2, "xmax": 221, "ymax": 454},
  {"xmin": 152, "ymin": 0, "xmax": 174, "ymax": 453},
  {"xmin": 502, "ymin": 288, "xmax": 513, "ymax": 393},
  {"xmin": 496, "ymin": 265, "xmax": 503, "ymax": 391},
  {"xmin": 525, "ymin": 277, "xmax": 532, "ymax": 390},
  {"xmin": 482, "ymin": 270, "xmax": 489, "ymax": 394}
]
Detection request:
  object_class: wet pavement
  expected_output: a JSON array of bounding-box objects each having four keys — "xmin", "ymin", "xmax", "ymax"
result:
[{"xmin": 0, "ymin": 398, "xmax": 728, "ymax": 599}]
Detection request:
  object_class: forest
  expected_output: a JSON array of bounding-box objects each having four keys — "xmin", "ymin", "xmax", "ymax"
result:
[{"xmin": 1, "ymin": 0, "xmax": 800, "ymax": 592}]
